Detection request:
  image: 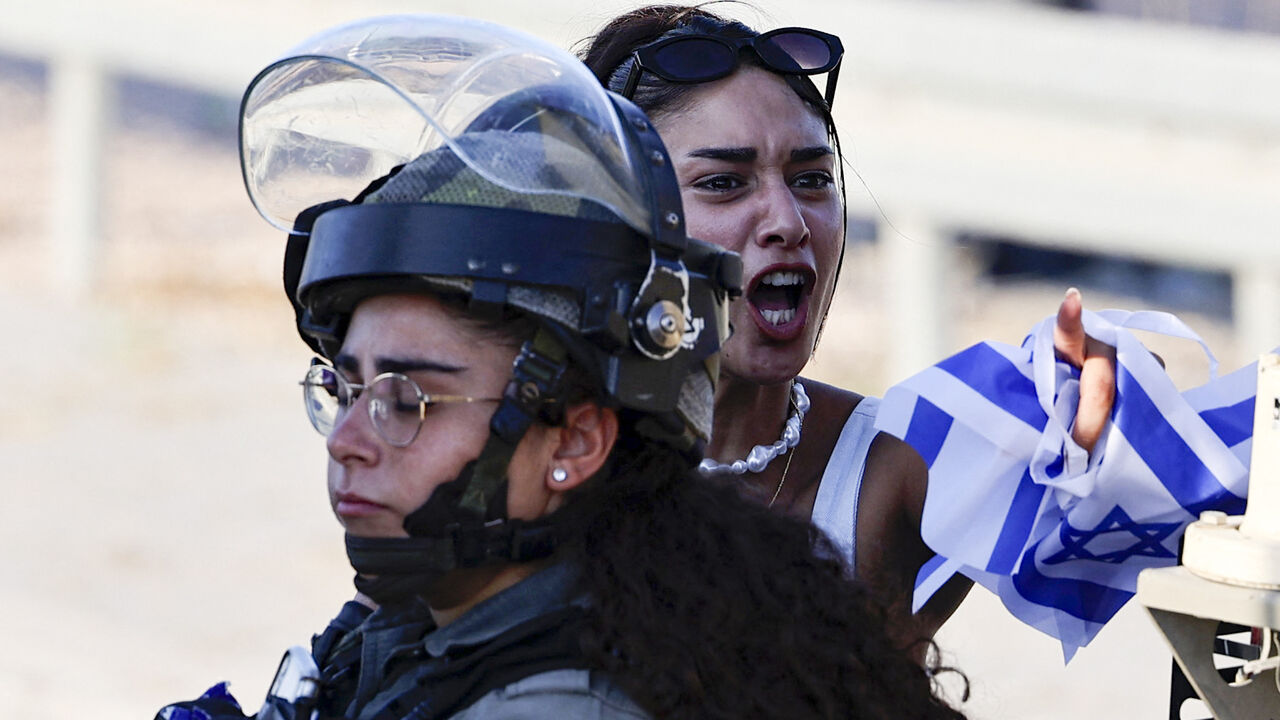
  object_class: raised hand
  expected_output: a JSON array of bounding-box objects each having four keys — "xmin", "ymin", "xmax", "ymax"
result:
[{"xmin": 1053, "ymin": 287, "xmax": 1116, "ymax": 453}]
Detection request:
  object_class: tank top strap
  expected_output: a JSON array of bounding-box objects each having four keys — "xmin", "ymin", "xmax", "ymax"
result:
[{"xmin": 810, "ymin": 397, "xmax": 881, "ymax": 570}]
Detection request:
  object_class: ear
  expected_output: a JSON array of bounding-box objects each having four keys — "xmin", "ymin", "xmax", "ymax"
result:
[{"xmin": 544, "ymin": 402, "xmax": 619, "ymax": 494}]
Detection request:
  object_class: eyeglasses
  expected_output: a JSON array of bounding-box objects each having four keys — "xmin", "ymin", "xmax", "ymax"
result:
[
  {"xmin": 301, "ymin": 361, "xmax": 503, "ymax": 448},
  {"xmin": 620, "ymin": 27, "xmax": 844, "ymax": 109}
]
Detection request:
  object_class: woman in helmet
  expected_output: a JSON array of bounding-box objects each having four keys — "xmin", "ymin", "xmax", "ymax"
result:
[
  {"xmin": 157, "ymin": 15, "xmax": 966, "ymax": 720},
  {"xmin": 578, "ymin": 4, "xmax": 1117, "ymax": 648}
]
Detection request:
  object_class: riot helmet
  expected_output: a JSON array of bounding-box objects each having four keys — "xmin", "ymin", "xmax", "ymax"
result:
[{"xmin": 239, "ymin": 14, "xmax": 740, "ymax": 602}]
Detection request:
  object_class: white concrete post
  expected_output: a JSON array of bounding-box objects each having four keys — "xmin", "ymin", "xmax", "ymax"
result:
[
  {"xmin": 49, "ymin": 52, "xmax": 108, "ymax": 296},
  {"xmin": 1232, "ymin": 264, "xmax": 1280, "ymax": 359},
  {"xmin": 882, "ymin": 215, "xmax": 951, "ymax": 382}
]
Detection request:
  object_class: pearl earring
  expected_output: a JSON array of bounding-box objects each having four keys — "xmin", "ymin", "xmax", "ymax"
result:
[{"xmin": 551, "ymin": 467, "xmax": 568, "ymax": 483}]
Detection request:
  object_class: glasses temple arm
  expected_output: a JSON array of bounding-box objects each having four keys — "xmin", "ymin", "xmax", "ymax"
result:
[{"xmin": 620, "ymin": 54, "xmax": 644, "ymax": 99}]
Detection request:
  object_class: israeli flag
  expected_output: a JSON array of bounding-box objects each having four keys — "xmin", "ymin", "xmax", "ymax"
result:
[{"xmin": 875, "ymin": 310, "xmax": 1256, "ymax": 659}]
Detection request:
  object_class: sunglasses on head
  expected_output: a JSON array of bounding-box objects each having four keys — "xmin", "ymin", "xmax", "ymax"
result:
[{"xmin": 620, "ymin": 27, "xmax": 844, "ymax": 109}]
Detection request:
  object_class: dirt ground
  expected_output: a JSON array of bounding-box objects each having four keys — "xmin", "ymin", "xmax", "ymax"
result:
[{"xmin": 0, "ymin": 70, "xmax": 1246, "ymax": 719}]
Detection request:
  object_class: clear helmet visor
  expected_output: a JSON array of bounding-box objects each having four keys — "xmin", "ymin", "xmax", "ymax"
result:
[{"xmin": 240, "ymin": 14, "xmax": 650, "ymax": 233}]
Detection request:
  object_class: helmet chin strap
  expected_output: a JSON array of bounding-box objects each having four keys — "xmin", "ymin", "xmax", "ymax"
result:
[{"xmin": 345, "ymin": 329, "xmax": 569, "ymax": 606}]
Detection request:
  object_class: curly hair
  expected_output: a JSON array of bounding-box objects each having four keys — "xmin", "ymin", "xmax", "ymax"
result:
[{"xmin": 551, "ymin": 435, "xmax": 967, "ymax": 719}]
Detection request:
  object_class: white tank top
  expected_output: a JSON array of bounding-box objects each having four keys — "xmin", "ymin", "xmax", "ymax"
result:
[{"xmin": 810, "ymin": 397, "xmax": 880, "ymax": 571}]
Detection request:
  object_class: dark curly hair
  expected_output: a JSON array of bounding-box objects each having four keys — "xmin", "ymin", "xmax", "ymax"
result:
[{"xmin": 550, "ymin": 434, "xmax": 967, "ymax": 719}]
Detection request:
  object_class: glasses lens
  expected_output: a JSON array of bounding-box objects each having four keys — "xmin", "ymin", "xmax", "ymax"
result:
[
  {"xmin": 368, "ymin": 375, "xmax": 422, "ymax": 447},
  {"xmin": 649, "ymin": 37, "xmax": 737, "ymax": 82},
  {"xmin": 303, "ymin": 365, "xmax": 343, "ymax": 436},
  {"xmin": 760, "ymin": 32, "xmax": 834, "ymax": 72}
]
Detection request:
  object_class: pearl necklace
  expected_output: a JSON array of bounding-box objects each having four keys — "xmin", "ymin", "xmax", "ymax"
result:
[{"xmin": 698, "ymin": 381, "xmax": 809, "ymax": 477}]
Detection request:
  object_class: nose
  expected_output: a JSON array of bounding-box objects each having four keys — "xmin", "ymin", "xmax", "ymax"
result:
[
  {"xmin": 326, "ymin": 394, "xmax": 379, "ymax": 466},
  {"xmin": 753, "ymin": 178, "xmax": 810, "ymax": 249}
]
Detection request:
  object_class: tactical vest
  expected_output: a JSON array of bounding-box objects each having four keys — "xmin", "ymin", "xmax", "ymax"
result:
[{"xmin": 307, "ymin": 601, "xmax": 592, "ymax": 720}]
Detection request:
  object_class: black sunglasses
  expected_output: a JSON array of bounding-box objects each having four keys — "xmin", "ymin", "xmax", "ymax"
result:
[{"xmin": 620, "ymin": 27, "xmax": 844, "ymax": 109}]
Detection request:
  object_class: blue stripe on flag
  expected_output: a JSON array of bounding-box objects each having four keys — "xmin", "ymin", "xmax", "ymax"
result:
[
  {"xmin": 1114, "ymin": 366, "xmax": 1246, "ymax": 517},
  {"xmin": 937, "ymin": 343, "xmax": 1047, "ymax": 431},
  {"xmin": 1011, "ymin": 546, "xmax": 1133, "ymax": 624},
  {"xmin": 915, "ymin": 554, "xmax": 948, "ymax": 591},
  {"xmin": 1043, "ymin": 453, "xmax": 1064, "ymax": 479},
  {"xmin": 903, "ymin": 397, "xmax": 953, "ymax": 467},
  {"xmin": 1199, "ymin": 396, "xmax": 1253, "ymax": 448},
  {"xmin": 985, "ymin": 468, "xmax": 1047, "ymax": 575}
]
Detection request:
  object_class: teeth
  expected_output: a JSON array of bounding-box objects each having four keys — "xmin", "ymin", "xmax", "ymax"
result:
[
  {"xmin": 761, "ymin": 308, "xmax": 797, "ymax": 326},
  {"xmin": 761, "ymin": 271, "xmax": 803, "ymax": 287}
]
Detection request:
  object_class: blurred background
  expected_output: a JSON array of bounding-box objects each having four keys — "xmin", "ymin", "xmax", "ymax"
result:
[{"xmin": 1, "ymin": 0, "xmax": 1277, "ymax": 718}]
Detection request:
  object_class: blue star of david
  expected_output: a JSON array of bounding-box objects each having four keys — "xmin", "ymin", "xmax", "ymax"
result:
[{"xmin": 1042, "ymin": 506, "xmax": 1180, "ymax": 565}]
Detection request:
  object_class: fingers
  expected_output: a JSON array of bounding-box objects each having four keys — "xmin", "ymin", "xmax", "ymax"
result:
[
  {"xmin": 1054, "ymin": 287, "xmax": 1087, "ymax": 367},
  {"xmin": 1053, "ymin": 287, "xmax": 1117, "ymax": 453},
  {"xmin": 1072, "ymin": 336, "xmax": 1116, "ymax": 453}
]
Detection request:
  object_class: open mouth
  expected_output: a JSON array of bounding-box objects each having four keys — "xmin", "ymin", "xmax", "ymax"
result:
[{"xmin": 747, "ymin": 267, "xmax": 813, "ymax": 337}]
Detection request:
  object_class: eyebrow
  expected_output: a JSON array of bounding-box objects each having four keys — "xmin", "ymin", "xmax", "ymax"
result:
[
  {"xmin": 687, "ymin": 146, "xmax": 756, "ymax": 163},
  {"xmin": 685, "ymin": 146, "xmax": 833, "ymax": 164},
  {"xmin": 333, "ymin": 354, "xmax": 466, "ymax": 377},
  {"xmin": 792, "ymin": 146, "xmax": 834, "ymax": 163}
]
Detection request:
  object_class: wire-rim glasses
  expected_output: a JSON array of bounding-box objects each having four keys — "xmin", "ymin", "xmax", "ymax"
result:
[
  {"xmin": 301, "ymin": 361, "xmax": 503, "ymax": 448},
  {"xmin": 620, "ymin": 27, "xmax": 844, "ymax": 109}
]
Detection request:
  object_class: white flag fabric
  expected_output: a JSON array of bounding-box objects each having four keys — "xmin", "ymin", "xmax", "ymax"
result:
[{"xmin": 875, "ymin": 309, "xmax": 1255, "ymax": 659}]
